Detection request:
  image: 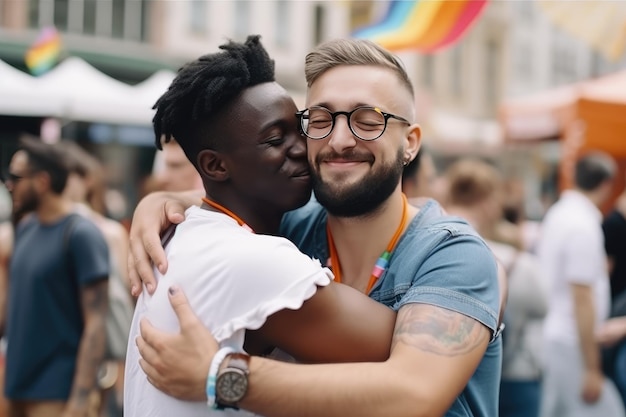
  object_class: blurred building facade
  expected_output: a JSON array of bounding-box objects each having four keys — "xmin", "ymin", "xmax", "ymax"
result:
[{"xmin": 1, "ymin": 0, "xmax": 624, "ymax": 220}]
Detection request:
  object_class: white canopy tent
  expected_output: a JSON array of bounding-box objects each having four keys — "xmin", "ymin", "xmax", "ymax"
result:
[{"xmin": 0, "ymin": 57, "xmax": 176, "ymax": 126}]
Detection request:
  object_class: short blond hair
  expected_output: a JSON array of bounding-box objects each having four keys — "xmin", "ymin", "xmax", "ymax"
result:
[{"xmin": 304, "ymin": 38, "xmax": 414, "ymax": 97}]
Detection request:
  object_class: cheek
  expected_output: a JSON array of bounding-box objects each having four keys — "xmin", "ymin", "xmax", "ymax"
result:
[{"xmin": 306, "ymin": 140, "xmax": 323, "ymax": 158}]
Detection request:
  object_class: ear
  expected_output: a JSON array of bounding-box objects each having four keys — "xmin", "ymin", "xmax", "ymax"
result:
[
  {"xmin": 34, "ymin": 171, "xmax": 51, "ymax": 192},
  {"xmin": 404, "ymin": 123, "xmax": 422, "ymax": 163},
  {"xmin": 197, "ymin": 149, "xmax": 229, "ymax": 182}
]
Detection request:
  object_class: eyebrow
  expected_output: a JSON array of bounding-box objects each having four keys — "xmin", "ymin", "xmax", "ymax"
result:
[
  {"xmin": 254, "ymin": 117, "xmax": 295, "ymax": 142},
  {"xmin": 309, "ymin": 102, "xmax": 373, "ymax": 111}
]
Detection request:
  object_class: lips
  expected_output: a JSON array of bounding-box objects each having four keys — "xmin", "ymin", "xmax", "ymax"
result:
[
  {"xmin": 290, "ymin": 169, "xmax": 310, "ymax": 178},
  {"xmin": 288, "ymin": 165, "xmax": 311, "ymax": 178}
]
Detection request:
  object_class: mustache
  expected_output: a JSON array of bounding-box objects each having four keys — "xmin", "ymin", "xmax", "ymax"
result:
[{"xmin": 315, "ymin": 150, "xmax": 374, "ymax": 164}]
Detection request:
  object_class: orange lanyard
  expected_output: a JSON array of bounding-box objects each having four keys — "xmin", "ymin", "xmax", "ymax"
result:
[
  {"xmin": 201, "ymin": 197, "xmax": 254, "ymax": 233},
  {"xmin": 326, "ymin": 194, "xmax": 409, "ymax": 294}
]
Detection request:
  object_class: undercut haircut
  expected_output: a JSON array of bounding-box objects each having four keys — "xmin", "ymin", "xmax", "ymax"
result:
[
  {"xmin": 402, "ymin": 148, "xmax": 424, "ymax": 187},
  {"xmin": 574, "ymin": 151, "xmax": 616, "ymax": 191},
  {"xmin": 304, "ymin": 38, "xmax": 414, "ymax": 98},
  {"xmin": 17, "ymin": 136, "xmax": 70, "ymax": 194},
  {"xmin": 152, "ymin": 35, "xmax": 276, "ymax": 168}
]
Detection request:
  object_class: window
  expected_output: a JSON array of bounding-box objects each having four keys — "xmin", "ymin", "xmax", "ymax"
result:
[
  {"xmin": 26, "ymin": 0, "xmax": 149, "ymax": 40},
  {"xmin": 422, "ymin": 55, "xmax": 434, "ymax": 87},
  {"xmin": 234, "ymin": 0, "xmax": 251, "ymax": 40},
  {"xmin": 53, "ymin": 0, "xmax": 69, "ymax": 30},
  {"xmin": 111, "ymin": 0, "xmax": 124, "ymax": 38},
  {"xmin": 83, "ymin": 0, "xmax": 96, "ymax": 35},
  {"xmin": 275, "ymin": 0, "xmax": 290, "ymax": 48},
  {"xmin": 190, "ymin": 0, "xmax": 207, "ymax": 35},
  {"xmin": 28, "ymin": 0, "xmax": 39, "ymax": 27},
  {"xmin": 314, "ymin": 4, "xmax": 325, "ymax": 45},
  {"xmin": 140, "ymin": 0, "xmax": 150, "ymax": 42}
]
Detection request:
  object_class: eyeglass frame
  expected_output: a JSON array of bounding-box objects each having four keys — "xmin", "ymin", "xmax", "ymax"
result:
[{"xmin": 295, "ymin": 105, "xmax": 411, "ymax": 141}]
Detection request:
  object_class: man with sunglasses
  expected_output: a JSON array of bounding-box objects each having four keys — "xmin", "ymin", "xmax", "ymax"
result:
[
  {"xmin": 3, "ymin": 138, "xmax": 109, "ymax": 417},
  {"xmin": 129, "ymin": 38, "xmax": 502, "ymax": 416}
]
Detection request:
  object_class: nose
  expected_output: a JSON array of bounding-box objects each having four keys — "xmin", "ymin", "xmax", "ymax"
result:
[
  {"xmin": 3, "ymin": 180, "xmax": 14, "ymax": 193},
  {"xmin": 287, "ymin": 131, "xmax": 307, "ymax": 159},
  {"xmin": 327, "ymin": 114, "xmax": 357, "ymax": 153}
]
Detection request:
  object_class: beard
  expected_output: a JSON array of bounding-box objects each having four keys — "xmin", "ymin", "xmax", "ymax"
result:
[
  {"xmin": 12, "ymin": 184, "xmax": 39, "ymax": 224},
  {"xmin": 311, "ymin": 147, "xmax": 404, "ymax": 218}
]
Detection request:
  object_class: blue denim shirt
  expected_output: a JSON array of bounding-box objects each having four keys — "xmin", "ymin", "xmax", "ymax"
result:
[{"xmin": 280, "ymin": 198, "xmax": 502, "ymax": 417}]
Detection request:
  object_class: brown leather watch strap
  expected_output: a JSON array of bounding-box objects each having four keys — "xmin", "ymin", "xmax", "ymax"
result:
[
  {"xmin": 216, "ymin": 352, "xmax": 251, "ymax": 410},
  {"xmin": 222, "ymin": 352, "xmax": 250, "ymax": 373}
]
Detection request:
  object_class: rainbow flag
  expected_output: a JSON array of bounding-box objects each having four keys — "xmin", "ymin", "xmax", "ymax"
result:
[
  {"xmin": 25, "ymin": 26, "xmax": 62, "ymax": 76},
  {"xmin": 352, "ymin": 0, "xmax": 488, "ymax": 53}
]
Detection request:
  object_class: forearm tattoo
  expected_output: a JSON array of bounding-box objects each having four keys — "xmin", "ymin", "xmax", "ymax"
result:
[{"xmin": 70, "ymin": 280, "xmax": 109, "ymax": 403}]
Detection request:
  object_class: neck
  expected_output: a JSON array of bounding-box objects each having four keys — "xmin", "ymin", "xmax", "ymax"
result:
[
  {"xmin": 202, "ymin": 194, "xmax": 283, "ymax": 235},
  {"xmin": 327, "ymin": 188, "xmax": 417, "ymax": 291},
  {"xmin": 575, "ymin": 188, "xmax": 605, "ymax": 210},
  {"xmin": 36, "ymin": 194, "xmax": 74, "ymax": 224}
]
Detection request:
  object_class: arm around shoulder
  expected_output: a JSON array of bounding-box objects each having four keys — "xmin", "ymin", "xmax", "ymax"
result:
[
  {"xmin": 128, "ymin": 189, "xmax": 204, "ymax": 296},
  {"xmin": 257, "ymin": 281, "xmax": 395, "ymax": 363},
  {"xmin": 241, "ymin": 303, "xmax": 491, "ymax": 417}
]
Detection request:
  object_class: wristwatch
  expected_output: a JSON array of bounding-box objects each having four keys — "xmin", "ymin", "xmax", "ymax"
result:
[{"xmin": 215, "ymin": 352, "xmax": 250, "ymax": 409}]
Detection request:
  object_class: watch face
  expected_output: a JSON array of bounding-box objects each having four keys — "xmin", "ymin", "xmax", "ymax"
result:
[{"xmin": 216, "ymin": 370, "xmax": 248, "ymax": 403}]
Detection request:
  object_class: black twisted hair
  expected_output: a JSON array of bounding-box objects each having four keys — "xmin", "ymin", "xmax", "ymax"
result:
[{"xmin": 152, "ymin": 35, "xmax": 275, "ymax": 167}]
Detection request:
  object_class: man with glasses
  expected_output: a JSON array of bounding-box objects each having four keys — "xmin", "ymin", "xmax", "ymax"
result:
[{"xmin": 128, "ymin": 38, "xmax": 502, "ymax": 416}]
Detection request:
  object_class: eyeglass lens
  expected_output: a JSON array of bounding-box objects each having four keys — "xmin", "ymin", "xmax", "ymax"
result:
[{"xmin": 302, "ymin": 107, "xmax": 387, "ymax": 141}]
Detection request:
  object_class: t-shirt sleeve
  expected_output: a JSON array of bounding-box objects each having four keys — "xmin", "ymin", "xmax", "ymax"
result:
[
  {"xmin": 397, "ymin": 233, "xmax": 500, "ymax": 334},
  {"xmin": 211, "ymin": 236, "xmax": 333, "ymax": 342},
  {"xmin": 68, "ymin": 219, "xmax": 110, "ymax": 286},
  {"xmin": 561, "ymin": 228, "xmax": 598, "ymax": 285}
]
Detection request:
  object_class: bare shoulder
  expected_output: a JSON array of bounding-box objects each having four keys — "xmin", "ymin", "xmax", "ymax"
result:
[{"xmin": 392, "ymin": 303, "xmax": 489, "ymax": 356}]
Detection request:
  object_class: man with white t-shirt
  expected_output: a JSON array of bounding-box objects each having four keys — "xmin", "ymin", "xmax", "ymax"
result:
[{"xmin": 538, "ymin": 151, "xmax": 625, "ymax": 417}]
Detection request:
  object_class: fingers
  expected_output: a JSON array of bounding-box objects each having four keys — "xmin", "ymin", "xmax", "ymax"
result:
[
  {"xmin": 136, "ymin": 331, "xmax": 161, "ymax": 372},
  {"xmin": 164, "ymin": 199, "xmax": 187, "ymax": 225},
  {"xmin": 139, "ymin": 317, "xmax": 162, "ymax": 352},
  {"xmin": 127, "ymin": 251, "xmax": 142, "ymax": 297},
  {"xmin": 128, "ymin": 234, "xmax": 158, "ymax": 295},
  {"xmin": 139, "ymin": 358, "xmax": 170, "ymax": 395},
  {"xmin": 168, "ymin": 285, "xmax": 202, "ymax": 331}
]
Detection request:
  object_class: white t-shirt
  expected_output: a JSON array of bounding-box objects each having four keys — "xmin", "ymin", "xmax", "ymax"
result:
[
  {"xmin": 124, "ymin": 206, "xmax": 333, "ymax": 417},
  {"xmin": 537, "ymin": 190, "xmax": 611, "ymax": 346}
]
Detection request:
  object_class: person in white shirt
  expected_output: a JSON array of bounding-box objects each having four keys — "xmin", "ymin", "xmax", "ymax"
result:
[
  {"xmin": 538, "ymin": 150, "xmax": 625, "ymax": 417},
  {"xmin": 123, "ymin": 36, "xmax": 395, "ymax": 417}
]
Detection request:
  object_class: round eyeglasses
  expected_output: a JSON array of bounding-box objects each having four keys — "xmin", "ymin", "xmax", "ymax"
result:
[{"xmin": 296, "ymin": 106, "xmax": 411, "ymax": 141}]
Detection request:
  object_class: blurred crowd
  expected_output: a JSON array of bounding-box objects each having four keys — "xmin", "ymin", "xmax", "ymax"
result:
[
  {"xmin": 404, "ymin": 148, "xmax": 626, "ymax": 417},
  {"xmin": 0, "ymin": 130, "xmax": 625, "ymax": 417}
]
